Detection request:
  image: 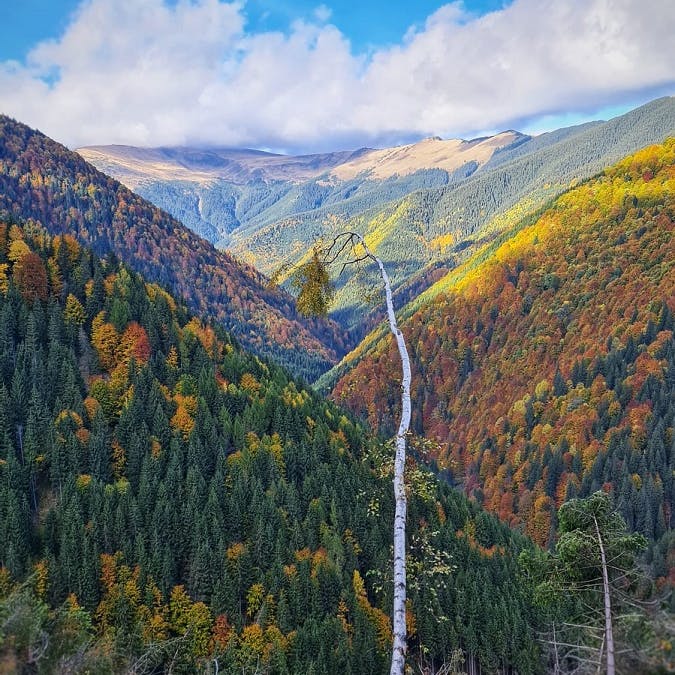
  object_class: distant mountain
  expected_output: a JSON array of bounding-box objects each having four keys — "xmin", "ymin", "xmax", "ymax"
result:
[
  {"xmin": 329, "ymin": 140, "xmax": 675, "ymax": 557},
  {"xmin": 234, "ymin": 97, "xmax": 675, "ymax": 332},
  {"xmin": 0, "ymin": 115, "xmax": 347, "ymax": 381},
  {"xmin": 78, "ymin": 144, "xmax": 372, "ymax": 188},
  {"xmin": 328, "ymin": 131, "xmax": 525, "ymax": 180},
  {"xmin": 78, "ymin": 131, "xmax": 521, "ymax": 250},
  {"xmin": 78, "ymin": 132, "xmax": 523, "ymax": 188},
  {"xmin": 79, "ymin": 97, "xmax": 675, "ymax": 334}
]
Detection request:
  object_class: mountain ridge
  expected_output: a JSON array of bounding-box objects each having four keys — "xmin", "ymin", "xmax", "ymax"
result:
[
  {"xmin": 78, "ymin": 143, "xmax": 374, "ymax": 187},
  {"xmin": 77, "ymin": 97, "xmax": 675, "ymax": 334},
  {"xmin": 0, "ymin": 115, "xmax": 347, "ymax": 381},
  {"xmin": 329, "ymin": 130, "xmax": 525, "ymax": 180},
  {"xmin": 77, "ymin": 130, "xmax": 525, "ymax": 187}
]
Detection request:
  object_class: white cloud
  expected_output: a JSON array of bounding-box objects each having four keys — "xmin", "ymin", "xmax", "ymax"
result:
[
  {"xmin": 313, "ymin": 5, "xmax": 332, "ymax": 23},
  {"xmin": 0, "ymin": 0, "xmax": 673, "ymax": 151}
]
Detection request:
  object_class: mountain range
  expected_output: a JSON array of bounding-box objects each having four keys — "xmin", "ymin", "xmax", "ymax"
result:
[
  {"xmin": 79, "ymin": 97, "xmax": 675, "ymax": 334},
  {"xmin": 0, "ymin": 97, "xmax": 673, "ymax": 673},
  {"xmin": 15, "ymin": 99, "xmax": 672, "ymax": 553}
]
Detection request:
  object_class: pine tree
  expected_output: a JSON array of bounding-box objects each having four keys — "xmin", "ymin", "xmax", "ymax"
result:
[{"xmin": 521, "ymin": 491, "xmax": 657, "ymax": 674}]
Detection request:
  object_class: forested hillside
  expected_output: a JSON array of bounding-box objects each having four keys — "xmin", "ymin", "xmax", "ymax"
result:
[
  {"xmin": 78, "ymin": 133, "xmax": 521, "ymax": 251},
  {"xmin": 0, "ymin": 218, "xmax": 540, "ymax": 673},
  {"xmin": 0, "ymin": 116, "xmax": 347, "ymax": 382},
  {"xmin": 332, "ymin": 140, "xmax": 675, "ymax": 565}
]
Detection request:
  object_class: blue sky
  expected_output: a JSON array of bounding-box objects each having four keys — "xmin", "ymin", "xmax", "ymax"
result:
[
  {"xmin": 1, "ymin": 0, "xmax": 507, "ymax": 60},
  {"xmin": 244, "ymin": 0, "xmax": 508, "ymax": 51},
  {"xmin": 1, "ymin": 1, "xmax": 80, "ymax": 61},
  {"xmin": 0, "ymin": 0, "xmax": 673, "ymax": 151}
]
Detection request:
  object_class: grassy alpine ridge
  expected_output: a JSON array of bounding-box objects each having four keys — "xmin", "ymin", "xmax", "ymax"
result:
[
  {"xmin": 0, "ymin": 115, "xmax": 348, "ymax": 382},
  {"xmin": 309, "ymin": 96, "xmax": 675, "ymax": 329},
  {"xmin": 0, "ymin": 217, "xmax": 540, "ymax": 673},
  {"xmin": 331, "ymin": 139, "xmax": 675, "ymax": 569}
]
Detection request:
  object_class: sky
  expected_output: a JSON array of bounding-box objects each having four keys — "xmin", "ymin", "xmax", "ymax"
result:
[{"xmin": 0, "ymin": 0, "xmax": 674, "ymax": 153}]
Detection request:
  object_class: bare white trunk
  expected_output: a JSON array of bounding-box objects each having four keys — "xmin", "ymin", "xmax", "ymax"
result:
[
  {"xmin": 356, "ymin": 236, "xmax": 412, "ymax": 675},
  {"xmin": 593, "ymin": 517, "xmax": 615, "ymax": 675}
]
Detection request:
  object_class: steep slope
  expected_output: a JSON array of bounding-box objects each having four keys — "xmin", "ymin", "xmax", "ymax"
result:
[
  {"xmin": 0, "ymin": 115, "xmax": 347, "ymax": 381},
  {"xmin": 0, "ymin": 218, "xmax": 539, "ymax": 673},
  {"xmin": 77, "ymin": 100, "xmax": 675, "ymax": 336},
  {"xmin": 331, "ymin": 140, "xmax": 675, "ymax": 552}
]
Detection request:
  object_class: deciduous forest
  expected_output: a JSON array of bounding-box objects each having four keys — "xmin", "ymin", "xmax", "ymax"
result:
[
  {"xmin": 332, "ymin": 140, "xmax": 675, "ymax": 574},
  {"xmin": 0, "ymin": 112, "xmax": 672, "ymax": 675}
]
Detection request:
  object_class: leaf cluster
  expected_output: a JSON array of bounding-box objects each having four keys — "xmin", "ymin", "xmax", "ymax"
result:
[{"xmin": 289, "ymin": 246, "xmax": 335, "ymax": 317}]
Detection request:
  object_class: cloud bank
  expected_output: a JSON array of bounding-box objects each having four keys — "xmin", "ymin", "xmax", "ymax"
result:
[{"xmin": 0, "ymin": 0, "xmax": 673, "ymax": 151}]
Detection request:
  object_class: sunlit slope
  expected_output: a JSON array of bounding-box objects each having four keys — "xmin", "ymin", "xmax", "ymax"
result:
[
  {"xmin": 331, "ymin": 139, "xmax": 675, "ymax": 547},
  {"xmin": 235, "ymin": 97, "xmax": 675, "ymax": 329}
]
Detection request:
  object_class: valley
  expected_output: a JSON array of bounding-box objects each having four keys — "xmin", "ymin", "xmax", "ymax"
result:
[
  {"xmin": 79, "ymin": 97, "xmax": 675, "ymax": 335},
  {"xmin": 330, "ymin": 139, "xmax": 675, "ymax": 553},
  {"xmin": 1, "ymin": 98, "xmax": 673, "ymax": 674},
  {"xmin": 2, "ymin": 0, "xmax": 675, "ymax": 671}
]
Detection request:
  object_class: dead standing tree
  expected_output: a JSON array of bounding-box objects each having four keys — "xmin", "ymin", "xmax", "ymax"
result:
[{"xmin": 283, "ymin": 232, "xmax": 411, "ymax": 675}]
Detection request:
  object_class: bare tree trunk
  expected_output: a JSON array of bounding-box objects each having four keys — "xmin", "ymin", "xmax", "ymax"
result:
[
  {"xmin": 356, "ymin": 236, "xmax": 412, "ymax": 675},
  {"xmin": 593, "ymin": 516, "xmax": 615, "ymax": 675},
  {"xmin": 552, "ymin": 622, "xmax": 560, "ymax": 675}
]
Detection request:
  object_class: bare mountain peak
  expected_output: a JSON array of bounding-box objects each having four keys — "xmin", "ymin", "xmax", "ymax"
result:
[
  {"xmin": 77, "ymin": 130, "xmax": 528, "ymax": 189},
  {"xmin": 330, "ymin": 130, "xmax": 524, "ymax": 180},
  {"xmin": 77, "ymin": 143, "xmax": 371, "ymax": 187}
]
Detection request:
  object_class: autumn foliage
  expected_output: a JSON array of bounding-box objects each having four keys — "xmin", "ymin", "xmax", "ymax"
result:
[
  {"xmin": 0, "ymin": 114, "xmax": 349, "ymax": 381},
  {"xmin": 334, "ymin": 140, "xmax": 675, "ymax": 548},
  {"xmin": 0, "ymin": 214, "xmax": 546, "ymax": 673}
]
